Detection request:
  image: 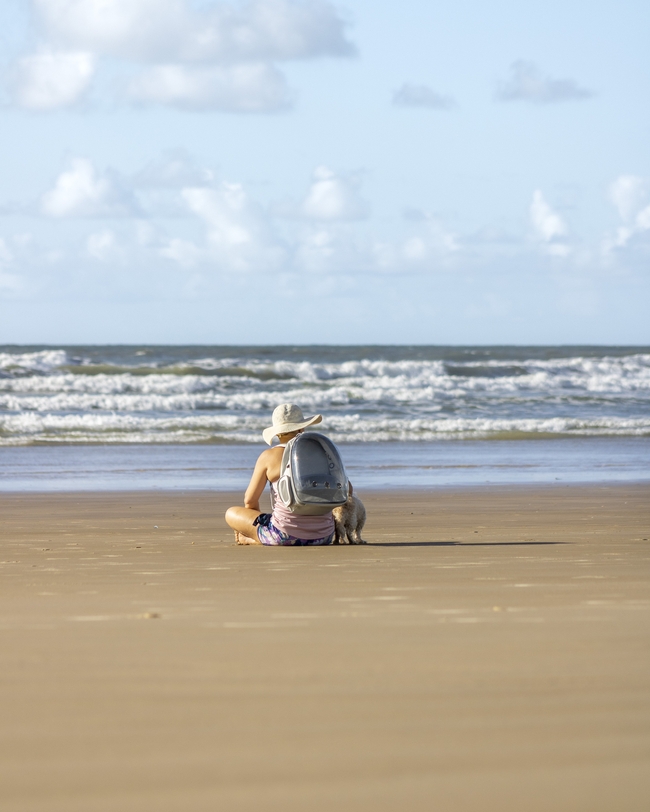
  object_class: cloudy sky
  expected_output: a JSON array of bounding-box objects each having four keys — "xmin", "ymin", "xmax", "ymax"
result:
[{"xmin": 0, "ymin": 0, "xmax": 648, "ymax": 345}]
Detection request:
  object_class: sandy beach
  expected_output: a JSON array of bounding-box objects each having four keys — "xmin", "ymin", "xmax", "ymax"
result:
[{"xmin": 1, "ymin": 484, "xmax": 649, "ymax": 811}]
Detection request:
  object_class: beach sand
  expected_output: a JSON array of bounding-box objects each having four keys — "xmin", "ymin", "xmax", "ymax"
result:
[{"xmin": 1, "ymin": 484, "xmax": 649, "ymax": 811}]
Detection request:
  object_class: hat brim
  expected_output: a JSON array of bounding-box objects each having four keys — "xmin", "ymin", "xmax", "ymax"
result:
[{"xmin": 262, "ymin": 414, "xmax": 322, "ymax": 445}]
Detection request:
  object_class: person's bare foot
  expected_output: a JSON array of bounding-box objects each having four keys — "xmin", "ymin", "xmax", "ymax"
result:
[{"xmin": 235, "ymin": 531, "xmax": 262, "ymax": 545}]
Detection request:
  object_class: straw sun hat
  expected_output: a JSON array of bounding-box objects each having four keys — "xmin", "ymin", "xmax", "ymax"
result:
[{"xmin": 262, "ymin": 403, "xmax": 322, "ymax": 445}]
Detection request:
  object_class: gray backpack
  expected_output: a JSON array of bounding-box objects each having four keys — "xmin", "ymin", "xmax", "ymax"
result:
[{"xmin": 276, "ymin": 433, "xmax": 349, "ymax": 515}]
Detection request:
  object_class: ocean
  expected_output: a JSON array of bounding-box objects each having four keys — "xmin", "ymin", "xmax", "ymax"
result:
[{"xmin": 1, "ymin": 345, "xmax": 649, "ymax": 490}]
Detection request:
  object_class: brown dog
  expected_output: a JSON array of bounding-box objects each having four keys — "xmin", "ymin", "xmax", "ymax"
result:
[{"xmin": 332, "ymin": 493, "xmax": 367, "ymax": 544}]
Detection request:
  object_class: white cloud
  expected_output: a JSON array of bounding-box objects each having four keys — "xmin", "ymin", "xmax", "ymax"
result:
[
  {"xmin": 293, "ymin": 226, "xmax": 372, "ymax": 274},
  {"xmin": 530, "ymin": 191, "xmax": 566, "ymax": 241},
  {"xmin": 291, "ymin": 228, "xmax": 335, "ymax": 271},
  {"xmin": 402, "ymin": 236, "xmax": 427, "ymax": 260},
  {"xmin": 15, "ymin": 1, "xmax": 353, "ymax": 112},
  {"xmin": 15, "ymin": 156, "xmax": 620, "ymax": 291},
  {"xmin": 392, "ymin": 83, "xmax": 455, "ymax": 110},
  {"xmin": 497, "ymin": 61, "xmax": 593, "ymax": 104},
  {"xmin": 300, "ymin": 166, "xmax": 368, "ymax": 221},
  {"xmin": 168, "ymin": 168, "xmax": 462, "ymax": 276},
  {"xmin": 199, "ymin": 0, "xmax": 355, "ymax": 62},
  {"xmin": 530, "ymin": 190, "xmax": 570, "ymax": 256},
  {"xmin": 180, "ymin": 183, "xmax": 286, "ymax": 271},
  {"xmin": 131, "ymin": 154, "xmax": 215, "ymax": 217},
  {"xmin": 41, "ymin": 158, "xmax": 137, "ymax": 218},
  {"xmin": 33, "ymin": 0, "xmax": 187, "ymax": 62},
  {"xmin": 160, "ymin": 238, "xmax": 202, "ymax": 267},
  {"xmin": 636, "ymin": 205, "xmax": 650, "ymax": 231},
  {"xmin": 10, "ymin": 49, "xmax": 95, "ymax": 110},
  {"xmin": 132, "ymin": 151, "xmax": 215, "ymax": 189},
  {"xmin": 368, "ymin": 211, "xmax": 460, "ymax": 272},
  {"xmin": 127, "ymin": 62, "xmax": 291, "ymax": 111},
  {"xmin": 86, "ymin": 230, "xmax": 118, "ymax": 261},
  {"xmin": 604, "ymin": 175, "xmax": 650, "ymax": 251},
  {"xmin": 609, "ymin": 175, "xmax": 647, "ymax": 222},
  {"xmin": 401, "ymin": 215, "xmax": 459, "ymax": 265},
  {"xmin": 34, "ymin": 0, "xmax": 354, "ymax": 63},
  {"xmin": 175, "ymin": 172, "xmax": 370, "ymax": 275}
]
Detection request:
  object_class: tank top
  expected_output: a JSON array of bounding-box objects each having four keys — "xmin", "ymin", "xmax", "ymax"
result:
[{"xmin": 269, "ymin": 478, "xmax": 334, "ymax": 540}]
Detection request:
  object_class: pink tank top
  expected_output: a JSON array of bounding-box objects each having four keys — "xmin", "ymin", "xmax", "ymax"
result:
[{"xmin": 270, "ymin": 479, "xmax": 335, "ymax": 540}]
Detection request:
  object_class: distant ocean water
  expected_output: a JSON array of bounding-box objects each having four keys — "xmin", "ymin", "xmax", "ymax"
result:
[
  {"xmin": 1, "ymin": 345, "xmax": 648, "ymax": 490},
  {"xmin": 1, "ymin": 345, "xmax": 649, "ymax": 445}
]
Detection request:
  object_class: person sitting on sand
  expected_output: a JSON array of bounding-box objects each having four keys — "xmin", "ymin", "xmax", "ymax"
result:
[{"xmin": 225, "ymin": 404, "xmax": 350, "ymax": 546}]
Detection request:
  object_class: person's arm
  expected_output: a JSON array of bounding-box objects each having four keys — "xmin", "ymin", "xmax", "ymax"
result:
[{"xmin": 244, "ymin": 452, "xmax": 270, "ymax": 510}]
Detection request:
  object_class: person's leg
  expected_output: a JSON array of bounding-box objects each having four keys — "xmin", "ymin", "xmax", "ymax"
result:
[{"xmin": 225, "ymin": 506, "xmax": 263, "ymax": 545}]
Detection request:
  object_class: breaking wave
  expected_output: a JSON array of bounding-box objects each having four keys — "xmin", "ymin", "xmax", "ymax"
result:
[{"xmin": 1, "ymin": 346, "xmax": 649, "ymax": 445}]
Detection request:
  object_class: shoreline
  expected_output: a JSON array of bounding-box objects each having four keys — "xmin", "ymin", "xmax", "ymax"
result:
[
  {"xmin": 2, "ymin": 478, "xmax": 650, "ymax": 496},
  {"xmin": 2, "ymin": 437, "xmax": 649, "ymax": 492}
]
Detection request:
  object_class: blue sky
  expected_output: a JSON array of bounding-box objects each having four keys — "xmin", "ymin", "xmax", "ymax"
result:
[{"xmin": 0, "ymin": 0, "xmax": 648, "ymax": 345}]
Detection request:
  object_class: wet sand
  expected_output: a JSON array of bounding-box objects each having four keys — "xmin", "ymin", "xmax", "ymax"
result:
[{"xmin": 1, "ymin": 484, "xmax": 649, "ymax": 811}]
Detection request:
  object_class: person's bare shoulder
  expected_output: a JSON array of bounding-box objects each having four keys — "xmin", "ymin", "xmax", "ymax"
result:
[
  {"xmin": 258, "ymin": 446, "xmax": 282, "ymax": 460},
  {"xmin": 255, "ymin": 446, "xmax": 282, "ymax": 468},
  {"xmin": 257, "ymin": 445, "xmax": 284, "ymax": 480}
]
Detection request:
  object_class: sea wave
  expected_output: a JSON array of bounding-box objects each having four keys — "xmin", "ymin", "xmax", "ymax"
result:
[
  {"xmin": 0, "ymin": 349, "xmax": 69, "ymax": 376},
  {"xmin": 1, "ymin": 346, "xmax": 649, "ymax": 445},
  {"xmin": 2, "ymin": 356, "xmax": 650, "ymax": 396},
  {"xmin": 1, "ymin": 412, "xmax": 648, "ymax": 446},
  {"xmin": 2, "ymin": 348, "xmax": 650, "ymax": 387}
]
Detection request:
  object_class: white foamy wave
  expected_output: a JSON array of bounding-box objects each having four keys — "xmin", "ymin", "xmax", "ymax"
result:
[
  {"xmin": 1, "ymin": 346, "xmax": 649, "ymax": 444},
  {"xmin": 326, "ymin": 414, "xmax": 650, "ymax": 441},
  {"xmin": 1, "ymin": 411, "xmax": 648, "ymax": 446},
  {"xmin": 211, "ymin": 352, "xmax": 650, "ymax": 384},
  {"xmin": 0, "ymin": 412, "xmax": 263, "ymax": 444},
  {"xmin": 2, "ymin": 354, "xmax": 649, "ymax": 396},
  {"xmin": 0, "ymin": 349, "xmax": 68, "ymax": 376},
  {"xmin": 0, "ymin": 383, "xmax": 450, "ymax": 412},
  {"xmin": 2, "ymin": 356, "xmax": 650, "ymax": 401}
]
